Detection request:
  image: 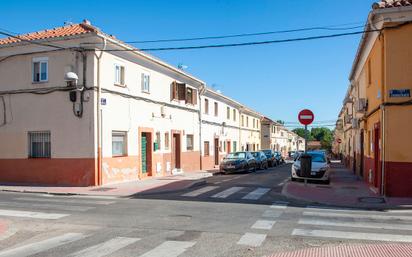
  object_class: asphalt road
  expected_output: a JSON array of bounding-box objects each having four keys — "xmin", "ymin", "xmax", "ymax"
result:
[{"xmin": 0, "ymin": 164, "xmax": 412, "ymax": 257}]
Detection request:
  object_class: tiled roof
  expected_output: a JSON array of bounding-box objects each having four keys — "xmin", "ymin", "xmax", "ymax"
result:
[
  {"xmin": 0, "ymin": 20, "xmax": 98, "ymax": 46},
  {"xmin": 372, "ymin": 0, "xmax": 412, "ymax": 9}
]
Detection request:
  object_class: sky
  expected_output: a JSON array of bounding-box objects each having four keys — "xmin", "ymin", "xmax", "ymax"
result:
[{"xmin": 0, "ymin": 0, "xmax": 377, "ymax": 128}]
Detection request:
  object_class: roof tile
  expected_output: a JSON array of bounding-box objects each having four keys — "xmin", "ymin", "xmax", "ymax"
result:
[
  {"xmin": 372, "ymin": 0, "xmax": 412, "ymax": 9},
  {"xmin": 0, "ymin": 20, "xmax": 98, "ymax": 46}
]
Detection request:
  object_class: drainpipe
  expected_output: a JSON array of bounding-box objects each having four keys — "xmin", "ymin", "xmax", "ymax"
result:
[
  {"xmin": 381, "ymin": 104, "xmax": 386, "ymax": 196},
  {"xmin": 94, "ymin": 37, "xmax": 107, "ymax": 186},
  {"xmin": 198, "ymin": 84, "xmax": 206, "ymax": 170}
]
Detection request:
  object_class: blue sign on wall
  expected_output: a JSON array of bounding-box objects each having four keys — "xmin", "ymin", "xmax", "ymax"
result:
[
  {"xmin": 389, "ymin": 89, "xmax": 410, "ymax": 98},
  {"xmin": 101, "ymin": 98, "xmax": 107, "ymax": 105}
]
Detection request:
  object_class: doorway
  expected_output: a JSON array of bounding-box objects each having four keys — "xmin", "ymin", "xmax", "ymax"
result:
[
  {"xmin": 360, "ymin": 130, "xmax": 364, "ymax": 177},
  {"xmin": 226, "ymin": 140, "xmax": 231, "ymax": 154},
  {"xmin": 141, "ymin": 132, "xmax": 152, "ymax": 176},
  {"xmin": 214, "ymin": 138, "xmax": 219, "ymax": 165},
  {"xmin": 373, "ymin": 125, "xmax": 381, "ymax": 189},
  {"xmin": 172, "ymin": 133, "xmax": 181, "ymax": 170}
]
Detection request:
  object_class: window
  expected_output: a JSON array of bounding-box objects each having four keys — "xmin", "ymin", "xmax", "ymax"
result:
[
  {"xmin": 204, "ymin": 141, "xmax": 210, "ymax": 156},
  {"xmin": 114, "ymin": 64, "xmax": 125, "ymax": 85},
  {"xmin": 28, "ymin": 131, "xmax": 51, "ymax": 158},
  {"xmin": 165, "ymin": 132, "xmax": 169, "ymax": 150},
  {"xmin": 186, "ymin": 135, "xmax": 194, "ymax": 151},
  {"xmin": 204, "ymin": 99, "xmax": 209, "ymax": 114},
  {"xmin": 214, "ymin": 102, "xmax": 218, "ymax": 116},
  {"xmin": 112, "ymin": 131, "xmax": 127, "ymax": 156},
  {"xmin": 32, "ymin": 57, "xmax": 48, "ymax": 82},
  {"xmin": 170, "ymin": 82, "xmax": 197, "ymax": 104},
  {"xmin": 186, "ymin": 87, "xmax": 194, "ymax": 104},
  {"xmin": 253, "ymin": 119, "xmax": 255, "ymax": 128},
  {"xmin": 246, "ymin": 117, "xmax": 249, "ymax": 127},
  {"xmin": 233, "ymin": 141, "xmax": 237, "ymax": 152},
  {"xmin": 241, "ymin": 115, "xmax": 244, "ymax": 126},
  {"xmin": 141, "ymin": 73, "xmax": 150, "ymax": 93},
  {"xmin": 233, "ymin": 109, "xmax": 236, "ymax": 121},
  {"xmin": 226, "ymin": 107, "xmax": 230, "ymax": 120},
  {"xmin": 155, "ymin": 132, "xmax": 161, "ymax": 151}
]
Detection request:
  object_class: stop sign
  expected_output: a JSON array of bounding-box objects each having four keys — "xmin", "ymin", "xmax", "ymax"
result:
[{"xmin": 298, "ymin": 109, "xmax": 314, "ymax": 125}]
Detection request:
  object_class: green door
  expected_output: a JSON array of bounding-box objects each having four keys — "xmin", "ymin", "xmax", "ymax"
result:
[{"xmin": 141, "ymin": 134, "xmax": 147, "ymax": 173}]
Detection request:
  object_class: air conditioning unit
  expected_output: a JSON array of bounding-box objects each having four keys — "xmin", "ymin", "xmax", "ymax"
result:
[
  {"xmin": 355, "ymin": 98, "xmax": 368, "ymax": 113},
  {"xmin": 352, "ymin": 118, "xmax": 359, "ymax": 129}
]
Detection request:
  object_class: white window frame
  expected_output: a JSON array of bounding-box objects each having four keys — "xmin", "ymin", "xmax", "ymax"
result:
[
  {"xmin": 114, "ymin": 64, "xmax": 125, "ymax": 86},
  {"xmin": 186, "ymin": 134, "xmax": 194, "ymax": 151},
  {"xmin": 141, "ymin": 73, "xmax": 150, "ymax": 93},
  {"xmin": 112, "ymin": 131, "xmax": 128, "ymax": 157},
  {"xmin": 32, "ymin": 57, "xmax": 48, "ymax": 83}
]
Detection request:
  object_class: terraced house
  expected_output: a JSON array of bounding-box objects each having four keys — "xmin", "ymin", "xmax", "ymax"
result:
[
  {"xmin": 336, "ymin": 0, "xmax": 412, "ymax": 197},
  {"xmin": 0, "ymin": 20, "xmax": 298, "ymax": 186}
]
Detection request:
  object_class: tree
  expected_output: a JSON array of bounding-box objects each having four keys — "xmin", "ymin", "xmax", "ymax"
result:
[
  {"xmin": 292, "ymin": 128, "xmax": 314, "ymax": 141},
  {"xmin": 276, "ymin": 120, "xmax": 285, "ymax": 125}
]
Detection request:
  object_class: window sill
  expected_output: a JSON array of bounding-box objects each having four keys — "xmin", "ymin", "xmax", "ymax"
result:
[
  {"xmin": 32, "ymin": 81, "xmax": 48, "ymax": 84},
  {"xmin": 141, "ymin": 90, "xmax": 150, "ymax": 94},
  {"xmin": 112, "ymin": 155, "xmax": 128, "ymax": 158},
  {"xmin": 114, "ymin": 83, "xmax": 126, "ymax": 88},
  {"xmin": 28, "ymin": 157, "xmax": 51, "ymax": 159}
]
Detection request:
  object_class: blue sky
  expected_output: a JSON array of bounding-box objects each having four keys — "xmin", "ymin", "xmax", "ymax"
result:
[{"xmin": 0, "ymin": 0, "xmax": 376, "ymax": 128}]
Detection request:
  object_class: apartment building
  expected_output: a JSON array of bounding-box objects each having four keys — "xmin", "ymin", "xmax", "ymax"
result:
[
  {"xmin": 200, "ymin": 88, "xmax": 242, "ymax": 170},
  {"xmin": 239, "ymin": 108, "xmax": 262, "ymax": 152},
  {"xmin": 337, "ymin": 0, "xmax": 412, "ymax": 197},
  {"xmin": 0, "ymin": 20, "xmax": 204, "ymax": 186}
]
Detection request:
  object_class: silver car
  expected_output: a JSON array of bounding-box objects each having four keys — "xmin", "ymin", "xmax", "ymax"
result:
[{"xmin": 291, "ymin": 151, "xmax": 330, "ymax": 184}]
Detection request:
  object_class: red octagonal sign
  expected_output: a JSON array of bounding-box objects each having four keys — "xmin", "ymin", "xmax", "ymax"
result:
[{"xmin": 298, "ymin": 109, "xmax": 314, "ymax": 125}]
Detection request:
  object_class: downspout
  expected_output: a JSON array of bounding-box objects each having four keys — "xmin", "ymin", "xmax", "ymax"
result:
[
  {"xmin": 380, "ymin": 31, "xmax": 386, "ymax": 196},
  {"xmin": 198, "ymin": 84, "xmax": 206, "ymax": 170},
  {"xmin": 94, "ymin": 37, "xmax": 107, "ymax": 186}
]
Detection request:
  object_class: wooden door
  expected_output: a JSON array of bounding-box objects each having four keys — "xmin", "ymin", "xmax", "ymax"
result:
[
  {"xmin": 172, "ymin": 133, "xmax": 181, "ymax": 169},
  {"xmin": 214, "ymin": 138, "xmax": 219, "ymax": 165}
]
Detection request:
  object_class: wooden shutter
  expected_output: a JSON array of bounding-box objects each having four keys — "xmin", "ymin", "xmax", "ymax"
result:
[
  {"xmin": 192, "ymin": 89, "xmax": 198, "ymax": 105},
  {"xmin": 178, "ymin": 83, "xmax": 186, "ymax": 100},
  {"xmin": 171, "ymin": 81, "xmax": 176, "ymax": 100}
]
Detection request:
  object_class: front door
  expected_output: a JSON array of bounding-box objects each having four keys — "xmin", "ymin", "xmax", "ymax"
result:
[
  {"xmin": 141, "ymin": 132, "xmax": 152, "ymax": 176},
  {"xmin": 172, "ymin": 133, "xmax": 181, "ymax": 169},
  {"xmin": 373, "ymin": 125, "xmax": 381, "ymax": 189},
  {"xmin": 214, "ymin": 138, "xmax": 219, "ymax": 165},
  {"xmin": 360, "ymin": 130, "xmax": 364, "ymax": 177},
  {"xmin": 226, "ymin": 140, "xmax": 231, "ymax": 154}
]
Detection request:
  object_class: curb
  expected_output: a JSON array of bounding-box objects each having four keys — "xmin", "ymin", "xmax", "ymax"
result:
[{"xmin": 281, "ymin": 182, "xmax": 412, "ymax": 211}]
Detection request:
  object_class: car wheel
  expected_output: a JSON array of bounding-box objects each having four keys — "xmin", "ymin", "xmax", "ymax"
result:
[{"xmin": 291, "ymin": 176, "xmax": 297, "ymax": 182}]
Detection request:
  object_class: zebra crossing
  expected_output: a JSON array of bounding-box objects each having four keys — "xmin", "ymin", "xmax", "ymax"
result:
[
  {"xmin": 292, "ymin": 205, "xmax": 412, "ymax": 243},
  {"xmin": 0, "ymin": 232, "xmax": 197, "ymax": 257},
  {"xmin": 182, "ymin": 185, "xmax": 272, "ymax": 201}
]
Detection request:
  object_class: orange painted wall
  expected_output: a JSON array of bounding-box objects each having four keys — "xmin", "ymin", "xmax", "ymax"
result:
[
  {"xmin": 0, "ymin": 158, "xmax": 96, "ymax": 186},
  {"xmin": 181, "ymin": 151, "xmax": 201, "ymax": 171},
  {"xmin": 102, "ymin": 156, "xmax": 139, "ymax": 185}
]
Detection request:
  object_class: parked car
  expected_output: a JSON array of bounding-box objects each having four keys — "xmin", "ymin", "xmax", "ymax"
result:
[
  {"xmin": 251, "ymin": 151, "xmax": 269, "ymax": 170},
  {"xmin": 291, "ymin": 151, "xmax": 331, "ymax": 184},
  {"xmin": 220, "ymin": 152, "xmax": 257, "ymax": 174},
  {"xmin": 274, "ymin": 151, "xmax": 284, "ymax": 165},
  {"xmin": 262, "ymin": 149, "xmax": 276, "ymax": 167}
]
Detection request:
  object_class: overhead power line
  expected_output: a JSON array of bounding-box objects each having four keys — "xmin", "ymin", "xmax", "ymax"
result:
[{"xmin": 125, "ymin": 23, "xmax": 365, "ymax": 44}]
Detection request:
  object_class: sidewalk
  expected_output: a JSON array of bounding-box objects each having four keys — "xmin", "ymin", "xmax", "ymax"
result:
[
  {"xmin": 282, "ymin": 162, "xmax": 412, "ymax": 209},
  {"xmin": 0, "ymin": 171, "xmax": 212, "ymax": 198}
]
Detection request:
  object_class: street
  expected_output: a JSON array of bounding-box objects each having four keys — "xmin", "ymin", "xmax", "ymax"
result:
[{"xmin": 0, "ymin": 164, "xmax": 412, "ymax": 256}]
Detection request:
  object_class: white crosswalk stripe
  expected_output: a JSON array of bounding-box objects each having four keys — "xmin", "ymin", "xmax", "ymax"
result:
[
  {"xmin": 15, "ymin": 197, "xmax": 115, "ymax": 205},
  {"xmin": 237, "ymin": 233, "xmax": 267, "ymax": 247},
  {"xmin": 270, "ymin": 201, "xmax": 289, "ymax": 209},
  {"xmin": 69, "ymin": 237, "xmax": 140, "ymax": 257},
  {"xmin": 0, "ymin": 209, "xmax": 69, "ymax": 219},
  {"xmin": 251, "ymin": 220, "xmax": 276, "ymax": 230},
  {"xmin": 0, "ymin": 201, "xmax": 94, "ymax": 212},
  {"xmin": 182, "ymin": 186, "xmax": 219, "ymax": 197},
  {"xmin": 303, "ymin": 211, "xmax": 412, "ymax": 222},
  {"xmin": 292, "ymin": 228, "xmax": 412, "ymax": 243},
  {"xmin": 0, "ymin": 233, "xmax": 86, "ymax": 257},
  {"xmin": 139, "ymin": 241, "xmax": 196, "ymax": 257},
  {"xmin": 242, "ymin": 187, "xmax": 270, "ymax": 200},
  {"xmin": 262, "ymin": 209, "xmax": 283, "ymax": 218},
  {"xmin": 211, "ymin": 187, "xmax": 244, "ymax": 199}
]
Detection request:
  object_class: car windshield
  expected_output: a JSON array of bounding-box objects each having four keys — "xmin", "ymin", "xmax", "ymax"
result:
[
  {"xmin": 308, "ymin": 153, "xmax": 326, "ymax": 163},
  {"xmin": 262, "ymin": 150, "xmax": 271, "ymax": 155},
  {"xmin": 251, "ymin": 152, "xmax": 259, "ymax": 157},
  {"xmin": 226, "ymin": 152, "xmax": 246, "ymax": 159}
]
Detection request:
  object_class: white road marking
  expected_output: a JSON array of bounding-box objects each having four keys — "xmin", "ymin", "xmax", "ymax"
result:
[
  {"xmin": 251, "ymin": 220, "xmax": 276, "ymax": 230},
  {"xmin": 69, "ymin": 237, "xmax": 140, "ymax": 257},
  {"xmin": 305, "ymin": 206, "xmax": 366, "ymax": 213},
  {"xmin": 292, "ymin": 228, "xmax": 412, "ymax": 242},
  {"xmin": 299, "ymin": 217, "xmax": 412, "ymax": 231},
  {"xmin": 15, "ymin": 197, "xmax": 115, "ymax": 205},
  {"xmin": 262, "ymin": 210, "xmax": 283, "ymax": 218},
  {"xmin": 0, "ymin": 209, "xmax": 68, "ymax": 219},
  {"xmin": 40, "ymin": 194, "xmax": 118, "ymax": 200},
  {"xmin": 270, "ymin": 201, "xmax": 288, "ymax": 209},
  {"xmin": 303, "ymin": 211, "xmax": 412, "ymax": 222},
  {"xmin": 237, "ymin": 233, "xmax": 267, "ymax": 247},
  {"xmin": 242, "ymin": 188, "xmax": 270, "ymax": 200},
  {"xmin": 387, "ymin": 209, "xmax": 412, "ymax": 214},
  {"xmin": 182, "ymin": 186, "xmax": 219, "ymax": 197},
  {"xmin": 211, "ymin": 187, "xmax": 244, "ymax": 199},
  {"xmin": 139, "ymin": 241, "xmax": 196, "ymax": 257},
  {"xmin": 0, "ymin": 201, "xmax": 94, "ymax": 212},
  {"xmin": 0, "ymin": 233, "xmax": 85, "ymax": 257}
]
